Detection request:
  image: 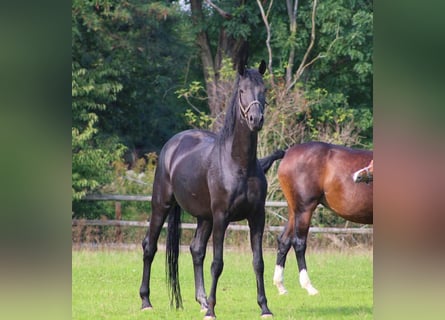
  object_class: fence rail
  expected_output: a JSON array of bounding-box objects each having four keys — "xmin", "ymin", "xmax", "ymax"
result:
[
  {"xmin": 82, "ymin": 194, "xmax": 288, "ymax": 207},
  {"xmin": 77, "ymin": 194, "xmax": 373, "ymax": 235},
  {"xmin": 72, "ymin": 219, "xmax": 372, "ymax": 234}
]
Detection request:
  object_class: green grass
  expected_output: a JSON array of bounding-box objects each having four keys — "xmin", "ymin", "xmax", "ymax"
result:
[{"xmin": 72, "ymin": 247, "xmax": 372, "ymax": 319}]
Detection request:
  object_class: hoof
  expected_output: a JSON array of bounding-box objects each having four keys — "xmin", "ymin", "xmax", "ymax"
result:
[
  {"xmin": 203, "ymin": 316, "xmax": 215, "ymax": 320},
  {"xmin": 274, "ymin": 283, "xmax": 288, "ymax": 295},
  {"xmin": 306, "ymin": 286, "xmax": 319, "ymax": 296},
  {"xmin": 141, "ymin": 306, "xmax": 153, "ymax": 311},
  {"xmin": 278, "ymin": 287, "xmax": 288, "ymax": 295},
  {"xmin": 305, "ymin": 285, "xmax": 318, "ymax": 296},
  {"xmin": 261, "ymin": 313, "xmax": 273, "ymax": 318}
]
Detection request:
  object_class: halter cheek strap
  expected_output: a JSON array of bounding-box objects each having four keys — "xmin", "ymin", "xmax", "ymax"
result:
[{"xmin": 238, "ymin": 94, "xmax": 262, "ymax": 118}]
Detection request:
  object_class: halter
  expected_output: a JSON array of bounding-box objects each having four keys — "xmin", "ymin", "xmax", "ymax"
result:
[{"xmin": 238, "ymin": 93, "xmax": 262, "ymax": 118}]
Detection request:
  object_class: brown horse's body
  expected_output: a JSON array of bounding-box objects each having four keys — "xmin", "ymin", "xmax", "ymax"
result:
[{"xmin": 273, "ymin": 141, "xmax": 372, "ymax": 295}]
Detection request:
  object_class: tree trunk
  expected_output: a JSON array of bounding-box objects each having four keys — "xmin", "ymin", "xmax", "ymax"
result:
[
  {"xmin": 190, "ymin": 0, "xmax": 217, "ymax": 116},
  {"xmin": 285, "ymin": 0, "xmax": 298, "ymax": 88},
  {"xmin": 190, "ymin": 0, "xmax": 246, "ymax": 119}
]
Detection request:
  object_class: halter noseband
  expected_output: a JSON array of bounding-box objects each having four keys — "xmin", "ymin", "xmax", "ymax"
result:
[{"xmin": 238, "ymin": 93, "xmax": 262, "ymax": 118}]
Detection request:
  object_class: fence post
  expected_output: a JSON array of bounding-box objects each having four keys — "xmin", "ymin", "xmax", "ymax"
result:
[{"xmin": 115, "ymin": 201, "xmax": 122, "ymax": 242}]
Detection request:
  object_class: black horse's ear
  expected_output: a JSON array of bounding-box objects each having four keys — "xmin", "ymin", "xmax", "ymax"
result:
[
  {"xmin": 238, "ymin": 60, "xmax": 246, "ymax": 76},
  {"xmin": 258, "ymin": 60, "xmax": 266, "ymax": 75},
  {"xmin": 237, "ymin": 42, "xmax": 249, "ymax": 76}
]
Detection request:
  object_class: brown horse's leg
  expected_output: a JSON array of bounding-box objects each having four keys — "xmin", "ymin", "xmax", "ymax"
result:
[
  {"xmin": 273, "ymin": 224, "xmax": 292, "ymax": 295},
  {"xmin": 139, "ymin": 192, "xmax": 171, "ymax": 310},
  {"xmin": 248, "ymin": 211, "xmax": 273, "ymax": 317},
  {"xmin": 292, "ymin": 203, "xmax": 319, "ymax": 295},
  {"xmin": 190, "ymin": 218, "xmax": 212, "ymax": 311},
  {"xmin": 204, "ymin": 216, "xmax": 228, "ymax": 320},
  {"xmin": 275, "ymin": 164, "xmax": 299, "ymax": 295}
]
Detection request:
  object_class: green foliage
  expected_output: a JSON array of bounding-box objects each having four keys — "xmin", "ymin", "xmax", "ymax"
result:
[
  {"xmin": 265, "ymin": 0, "xmax": 372, "ymax": 114},
  {"xmin": 183, "ymin": 109, "xmax": 215, "ymax": 130},
  {"xmin": 176, "ymin": 81, "xmax": 211, "ymax": 126},
  {"xmin": 301, "ymin": 87, "xmax": 373, "ymax": 148},
  {"xmin": 73, "ymin": 0, "xmax": 197, "ymax": 154},
  {"xmin": 73, "ymin": 153, "xmax": 157, "ymax": 220},
  {"xmin": 72, "ymin": 62, "xmax": 126, "ymax": 201},
  {"xmin": 222, "ymin": 4, "xmax": 260, "ymax": 39},
  {"xmin": 307, "ymin": 0, "xmax": 373, "ymax": 110},
  {"xmin": 104, "ymin": 153, "xmax": 157, "ymax": 197}
]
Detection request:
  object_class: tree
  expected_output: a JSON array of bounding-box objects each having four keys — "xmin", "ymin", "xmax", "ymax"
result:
[
  {"xmin": 253, "ymin": 0, "xmax": 373, "ymax": 147},
  {"xmin": 72, "ymin": 63, "xmax": 125, "ymax": 200},
  {"xmin": 188, "ymin": 0, "xmax": 264, "ymax": 120},
  {"xmin": 73, "ymin": 1, "xmax": 198, "ymax": 161}
]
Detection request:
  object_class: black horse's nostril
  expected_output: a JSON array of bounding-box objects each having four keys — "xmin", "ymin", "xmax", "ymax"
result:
[{"xmin": 249, "ymin": 115, "xmax": 254, "ymax": 123}]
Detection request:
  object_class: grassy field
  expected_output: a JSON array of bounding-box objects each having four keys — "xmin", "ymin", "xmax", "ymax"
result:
[{"xmin": 72, "ymin": 247, "xmax": 372, "ymax": 320}]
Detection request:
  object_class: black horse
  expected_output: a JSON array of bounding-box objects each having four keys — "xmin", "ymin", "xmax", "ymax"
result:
[{"xmin": 139, "ymin": 59, "xmax": 273, "ymax": 319}]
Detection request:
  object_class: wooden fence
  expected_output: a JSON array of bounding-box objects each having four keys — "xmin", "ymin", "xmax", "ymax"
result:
[{"xmin": 74, "ymin": 194, "xmax": 373, "ymax": 235}]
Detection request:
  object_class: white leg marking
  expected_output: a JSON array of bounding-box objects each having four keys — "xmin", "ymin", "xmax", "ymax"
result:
[
  {"xmin": 352, "ymin": 170, "xmax": 360, "ymax": 182},
  {"xmin": 299, "ymin": 269, "xmax": 319, "ymax": 295},
  {"xmin": 273, "ymin": 265, "xmax": 288, "ymax": 295}
]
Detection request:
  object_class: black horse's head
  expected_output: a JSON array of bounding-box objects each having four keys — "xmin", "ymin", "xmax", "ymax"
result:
[{"xmin": 237, "ymin": 60, "xmax": 267, "ymax": 132}]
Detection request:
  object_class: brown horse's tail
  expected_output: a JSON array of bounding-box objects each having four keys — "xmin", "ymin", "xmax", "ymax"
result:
[
  {"xmin": 166, "ymin": 204, "xmax": 183, "ymax": 309},
  {"xmin": 259, "ymin": 149, "xmax": 286, "ymax": 174}
]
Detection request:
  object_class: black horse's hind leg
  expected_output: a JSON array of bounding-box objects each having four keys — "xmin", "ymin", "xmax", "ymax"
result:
[
  {"xmin": 139, "ymin": 199, "xmax": 172, "ymax": 309},
  {"xmin": 190, "ymin": 218, "xmax": 212, "ymax": 311},
  {"xmin": 248, "ymin": 212, "xmax": 273, "ymax": 317},
  {"xmin": 273, "ymin": 225, "xmax": 292, "ymax": 295}
]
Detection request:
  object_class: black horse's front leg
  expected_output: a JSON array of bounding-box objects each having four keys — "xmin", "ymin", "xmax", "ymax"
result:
[
  {"xmin": 249, "ymin": 212, "xmax": 273, "ymax": 317},
  {"xmin": 204, "ymin": 217, "xmax": 228, "ymax": 319}
]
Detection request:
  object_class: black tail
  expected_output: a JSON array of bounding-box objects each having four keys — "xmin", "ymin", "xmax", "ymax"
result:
[
  {"xmin": 259, "ymin": 149, "xmax": 286, "ymax": 174},
  {"xmin": 166, "ymin": 204, "xmax": 183, "ymax": 309}
]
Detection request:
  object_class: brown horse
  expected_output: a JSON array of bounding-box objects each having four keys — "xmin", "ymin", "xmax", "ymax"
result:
[
  {"xmin": 272, "ymin": 141, "xmax": 373, "ymax": 295},
  {"xmin": 353, "ymin": 159, "xmax": 373, "ymax": 183}
]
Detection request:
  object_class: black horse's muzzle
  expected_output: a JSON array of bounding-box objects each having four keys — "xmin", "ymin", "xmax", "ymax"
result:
[{"xmin": 240, "ymin": 99, "xmax": 264, "ymax": 131}]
